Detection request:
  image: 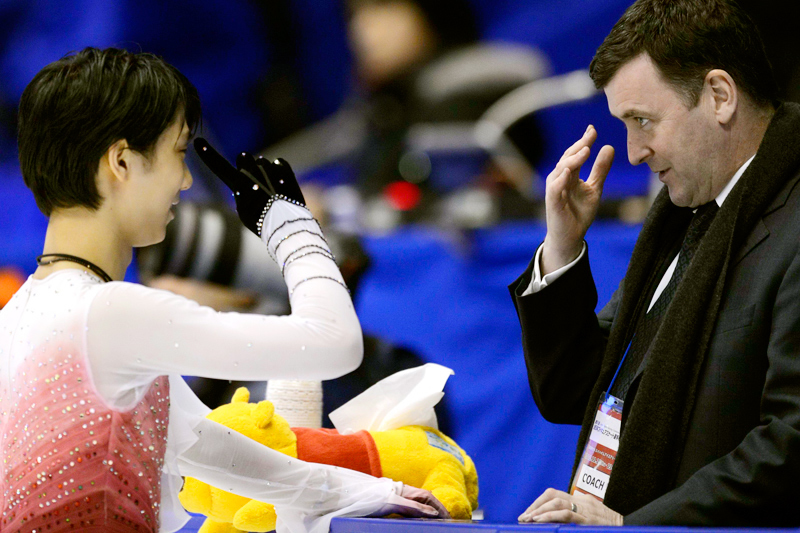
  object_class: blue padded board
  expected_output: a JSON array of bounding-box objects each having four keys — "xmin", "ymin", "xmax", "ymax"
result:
[{"xmin": 331, "ymin": 517, "xmax": 799, "ymax": 533}]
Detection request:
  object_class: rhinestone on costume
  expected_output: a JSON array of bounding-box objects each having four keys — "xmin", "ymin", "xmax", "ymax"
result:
[{"xmin": 2, "ymin": 323, "xmax": 171, "ymax": 531}]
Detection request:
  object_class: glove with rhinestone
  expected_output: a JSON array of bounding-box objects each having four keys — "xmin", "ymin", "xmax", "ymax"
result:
[{"xmin": 194, "ymin": 137, "xmax": 306, "ymax": 237}]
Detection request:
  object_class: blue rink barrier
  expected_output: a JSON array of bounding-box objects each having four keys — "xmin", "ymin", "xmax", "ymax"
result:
[
  {"xmin": 330, "ymin": 518, "xmax": 799, "ymax": 532},
  {"xmin": 331, "ymin": 517, "xmax": 558, "ymax": 532},
  {"xmin": 179, "ymin": 513, "xmax": 800, "ymax": 532}
]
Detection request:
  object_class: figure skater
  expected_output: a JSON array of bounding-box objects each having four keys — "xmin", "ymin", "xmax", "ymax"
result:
[{"xmin": 0, "ymin": 47, "xmax": 446, "ymax": 533}]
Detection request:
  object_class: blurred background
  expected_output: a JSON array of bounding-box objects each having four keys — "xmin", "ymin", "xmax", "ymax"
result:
[{"xmin": 1, "ymin": 0, "xmax": 798, "ymax": 526}]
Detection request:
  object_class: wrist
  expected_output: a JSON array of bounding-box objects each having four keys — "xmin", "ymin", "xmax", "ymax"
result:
[
  {"xmin": 260, "ymin": 201, "xmax": 319, "ymax": 258},
  {"xmin": 541, "ymin": 238, "xmax": 583, "ymax": 276}
]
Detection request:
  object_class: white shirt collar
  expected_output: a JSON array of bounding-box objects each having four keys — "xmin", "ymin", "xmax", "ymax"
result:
[{"xmin": 715, "ymin": 154, "xmax": 756, "ymax": 207}]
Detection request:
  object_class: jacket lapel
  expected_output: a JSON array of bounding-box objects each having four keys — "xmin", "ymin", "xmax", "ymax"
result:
[
  {"xmin": 733, "ymin": 220, "xmax": 769, "ymax": 266},
  {"xmin": 732, "ymin": 160, "xmax": 800, "ymax": 265}
]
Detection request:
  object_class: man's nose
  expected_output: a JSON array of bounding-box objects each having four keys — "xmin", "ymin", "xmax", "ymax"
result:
[{"xmin": 627, "ymin": 134, "xmax": 652, "ymax": 166}]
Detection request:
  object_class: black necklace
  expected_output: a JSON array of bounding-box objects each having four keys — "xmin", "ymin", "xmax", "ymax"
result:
[{"xmin": 36, "ymin": 253, "xmax": 113, "ymax": 283}]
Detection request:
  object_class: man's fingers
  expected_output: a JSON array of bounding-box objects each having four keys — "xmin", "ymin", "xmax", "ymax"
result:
[
  {"xmin": 539, "ymin": 496, "xmax": 572, "ymax": 514},
  {"xmin": 587, "ymin": 145, "xmax": 615, "ymax": 190},
  {"xmin": 520, "ymin": 488, "xmax": 623, "ymax": 526},
  {"xmin": 554, "ymin": 146, "xmax": 592, "ymax": 179},
  {"xmin": 547, "ymin": 167, "xmax": 570, "ymax": 199},
  {"xmin": 531, "ymin": 509, "xmax": 584, "ymax": 524},
  {"xmin": 550, "ymin": 143, "xmax": 614, "ymax": 203},
  {"xmin": 519, "ymin": 491, "xmax": 578, "ymax": 523},
  {"xmin": 518, "ymin": 488, "xmax": 556, "ymax": 521},
  {"xmin": 561, "ymin": 125, "xmax": 598, "ymax": 159},
  {"xmin": 528, "ymin": 488, "xmax": 565, "ymax": 512}
]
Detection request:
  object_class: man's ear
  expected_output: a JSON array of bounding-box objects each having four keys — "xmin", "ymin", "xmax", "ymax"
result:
[
  {"xmin": 705, "ymin": 69, "xmax": 737, "ymax": 125},
  {"xmin": 105, "ymin": 139, "xmax": 131, "ymax": 182}
]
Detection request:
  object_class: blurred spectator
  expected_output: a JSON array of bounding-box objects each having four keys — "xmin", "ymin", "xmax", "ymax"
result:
[{"xmin": 261, "ymin": 0, "xmax": 550, "ymax": 231}]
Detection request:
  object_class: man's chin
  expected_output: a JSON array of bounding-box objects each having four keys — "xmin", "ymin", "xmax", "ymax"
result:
[
  {"xmin": 666, "ymin": 186, "xmax": 695, "ymax": 208},
  {"xmin": 667, "ymin": 189, "xmax": 685, "ymax": 207}
]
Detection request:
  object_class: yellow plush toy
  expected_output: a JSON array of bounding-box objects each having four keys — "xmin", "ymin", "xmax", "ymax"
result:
[{"xmin": 178, "ymin": 387, "xmax": 478, "ymax": 533}]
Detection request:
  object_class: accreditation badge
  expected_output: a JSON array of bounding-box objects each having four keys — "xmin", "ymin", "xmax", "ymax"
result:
[{"xmin": 569, "ymin": 393, "xmax": 622, "ymax": 501}]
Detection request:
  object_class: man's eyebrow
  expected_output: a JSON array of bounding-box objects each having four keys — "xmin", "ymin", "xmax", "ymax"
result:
[{"xmin": 618, "ymin": 109, "xmax": 648, "ymax": 119}]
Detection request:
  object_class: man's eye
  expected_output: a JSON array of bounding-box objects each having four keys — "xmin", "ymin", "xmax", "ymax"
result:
[{"xmin": 636, "ymin": 117, "xmax": 650, "ymax": 128}]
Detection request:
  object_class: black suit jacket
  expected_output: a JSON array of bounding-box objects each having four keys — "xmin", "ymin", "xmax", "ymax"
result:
[{"xmin": 510, "ymin": 145, "xmax": 800, "ymax": 525}]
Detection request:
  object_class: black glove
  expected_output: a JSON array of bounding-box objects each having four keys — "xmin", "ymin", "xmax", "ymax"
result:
[{"xmin": 194, "ymin": 137, "xmax": 306, "ymax": 237}]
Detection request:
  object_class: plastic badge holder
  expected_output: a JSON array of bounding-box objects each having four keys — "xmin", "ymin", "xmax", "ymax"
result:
[{"xmin": 570, "ymin": 392, "xmax": 623, "ymax": 502}]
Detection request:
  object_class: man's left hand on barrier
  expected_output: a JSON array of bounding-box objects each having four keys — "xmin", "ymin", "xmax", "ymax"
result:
[{"xmin": 518, "ymin": 488, "xmax": 623, "ymax": 525}]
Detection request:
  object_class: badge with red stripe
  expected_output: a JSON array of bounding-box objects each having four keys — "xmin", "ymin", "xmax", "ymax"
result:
[{"xmin": 570, "ymin": 393, "xmax": 623, "ymax": 501}]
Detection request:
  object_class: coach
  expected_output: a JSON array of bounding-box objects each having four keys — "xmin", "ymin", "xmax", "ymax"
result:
[{"xmin": 511, "ymin": 0, "xmax": 800, "ymax": 526}]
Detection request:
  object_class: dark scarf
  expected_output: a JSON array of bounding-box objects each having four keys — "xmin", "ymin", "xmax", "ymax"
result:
[{"xmin": 572, "ymin": 102, "xmax": 800, "ymax": 515}]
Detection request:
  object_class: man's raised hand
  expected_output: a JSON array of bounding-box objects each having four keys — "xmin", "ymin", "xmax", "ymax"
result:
[{"xmin": 541, "ymin": 125, "xmax": 614, "ymax": 275}]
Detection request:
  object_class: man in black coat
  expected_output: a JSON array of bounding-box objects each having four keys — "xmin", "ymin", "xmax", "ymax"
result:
[{"xmin": 510, "ymin": 0, "xmax": 800, "ymax": 526}]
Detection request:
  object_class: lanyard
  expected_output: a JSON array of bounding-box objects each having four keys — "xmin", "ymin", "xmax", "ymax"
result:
[
  {"xmin": 605, "ymin": 221, "xmax": 692, "ymax": 401},
  {"xmin": 605, "ymin": 337, "xmax": 634, "ymax": 403}
]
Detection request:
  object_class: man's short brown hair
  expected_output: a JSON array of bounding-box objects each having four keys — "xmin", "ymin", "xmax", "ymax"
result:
[{"xmin": 590, "ymin": 0, "xmax": 778, "ymax": 108}]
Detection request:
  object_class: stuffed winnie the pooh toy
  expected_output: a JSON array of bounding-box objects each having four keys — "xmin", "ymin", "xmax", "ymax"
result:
[{"xmin": 178, "ymin": 387, "xmax": 478, "ymax": 533}]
